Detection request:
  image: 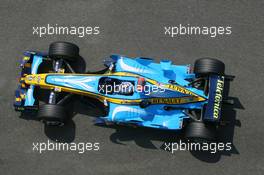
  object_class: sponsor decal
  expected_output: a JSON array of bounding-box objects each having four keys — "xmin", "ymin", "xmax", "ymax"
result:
[
  {"xmin": 165, "ymin": 84, "xmax": 195, "ymax": 96},
  {"xmin": 213, "ymin": 78, "xmax": 224, "ymax": 119},
  {"xmin": 150, "ymin": 96, "xmax": 197, "ymax": 105}
]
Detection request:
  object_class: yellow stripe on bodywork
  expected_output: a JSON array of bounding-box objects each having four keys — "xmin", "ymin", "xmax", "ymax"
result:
[
  {"xmin": 24, "ymin": 73, "xmax": 141, "ymax": 104},
  {"xmin": 24, "ymin": 72, "xmax": 206, "ymax": 105}
]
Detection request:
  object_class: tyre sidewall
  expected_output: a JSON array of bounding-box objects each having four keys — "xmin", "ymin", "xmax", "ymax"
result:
[
  {"xmin": 38, "ymin": 104, "xmax": 68, "ymax": 125},
  {"xmin": 194, "ymin": 57, "xmax": 225, "ymax": 75},
  {"xmin": 185, "ymin": 122, "xmax": 216, "ymax": 142}
]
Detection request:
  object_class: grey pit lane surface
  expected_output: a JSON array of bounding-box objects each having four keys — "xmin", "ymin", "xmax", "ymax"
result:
[{"xmin": 0, "ymin": 0, "xmax": 263, "ymax": 175}]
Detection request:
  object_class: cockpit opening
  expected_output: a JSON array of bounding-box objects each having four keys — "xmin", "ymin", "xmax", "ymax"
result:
[{"xmin": 98, "ymin": 77, "xmax": 134, "ymax": 96}]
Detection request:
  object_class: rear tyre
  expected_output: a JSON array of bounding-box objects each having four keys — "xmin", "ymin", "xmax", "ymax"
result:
[
  {"xmin": 185, "ymin": 121, "xmax": 216, "ymax": 142},
  {"xmin": 37, "ymin": 104, "xmax": 69, "ymax": 126},
  {"xmin": 194, "ymin": 58, "xmax": 225, "ymax": 75}
]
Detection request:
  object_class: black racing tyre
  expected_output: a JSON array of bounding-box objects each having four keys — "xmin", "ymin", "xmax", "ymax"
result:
[
  {"xmin": 49, "ymin": 41, "xmax": 86, "ymax": 73},
  {"xmin": 37, "ymin": 104, "xmax": 69, "ymax": 126},
  {"xmin": 194, "ymin": 58, "xmax": 225, "ymax": 75},
  {"xmin": 185, "ymin": 121, "xmax": 216, "ymax": 142},
  {"xmin": 49, "ymin": 41, "xmax": 79, "ymax": 61}
]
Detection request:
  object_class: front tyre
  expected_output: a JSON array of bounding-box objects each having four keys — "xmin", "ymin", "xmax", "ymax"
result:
[
  {"xmin": 49, "ymin": 41, "xmax": 86, "ymax": 73},
  {"xmin": 37, "ymin": 104, "xmax": 69, "ymax": 126},
  {"xmin": 49, "ymin": 41, "xmax": 79, "ymax": 61}
]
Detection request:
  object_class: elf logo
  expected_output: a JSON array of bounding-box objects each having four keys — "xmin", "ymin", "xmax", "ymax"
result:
[{"xmin": 213, "ymin": 78, "xmax": 224, "ymax": 119}]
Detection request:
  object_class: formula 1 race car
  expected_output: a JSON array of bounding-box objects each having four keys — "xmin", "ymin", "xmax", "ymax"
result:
[{"xmin": 14, "ymin": 41, "xmax": 233, "ymax": 142}]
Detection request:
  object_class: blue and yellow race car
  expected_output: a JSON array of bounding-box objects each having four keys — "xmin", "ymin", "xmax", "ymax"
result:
[{"xmin": 14, "ymin": 41, "xmax": 231, "ymax": 141}]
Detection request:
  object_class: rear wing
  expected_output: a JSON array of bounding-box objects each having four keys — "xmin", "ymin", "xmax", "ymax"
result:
[{"xmin": 203, "ymin": 75, "xmax": 225, "ymax": 121}]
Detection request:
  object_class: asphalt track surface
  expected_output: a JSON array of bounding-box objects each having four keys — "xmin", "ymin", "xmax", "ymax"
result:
[{"xmin": 0, "ymin": 1, "xmax": 263, "ymax": 175}]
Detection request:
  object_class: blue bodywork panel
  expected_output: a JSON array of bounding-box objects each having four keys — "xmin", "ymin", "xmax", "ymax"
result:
[
  {"xmin": 113, "ymin": 55, "xmax": 193, "ymax": 85},
  {"xmin": 103, "ymin": 103, "xmax": 187, "ymax": 129}
]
